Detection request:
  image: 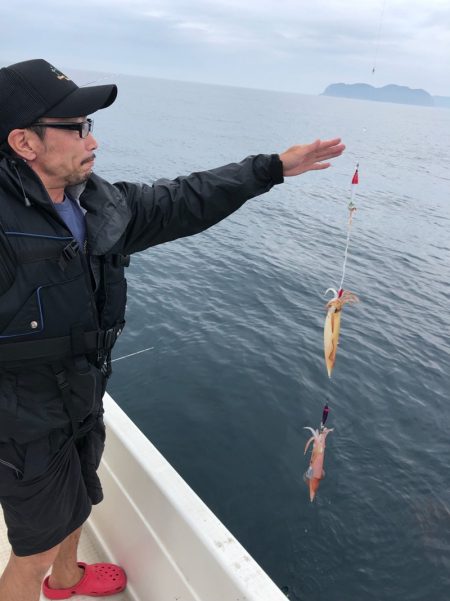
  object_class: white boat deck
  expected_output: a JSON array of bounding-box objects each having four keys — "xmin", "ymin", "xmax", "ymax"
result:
[
  {"xmin": 0, "ymin": 509, "xmax": 130, "ymax": 601},
  {"xmin": 0, "ymin": 393, "xmax": 286, "ymax": 601}
]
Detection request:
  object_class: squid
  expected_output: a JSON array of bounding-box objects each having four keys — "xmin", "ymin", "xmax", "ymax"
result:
[
  {"xmin": 324, "ymin": 288, "xmax": 358, "ymax": 378},
  {"xmin": 304, "ymin": 426, "xmax": 334, "ymax": 502}
]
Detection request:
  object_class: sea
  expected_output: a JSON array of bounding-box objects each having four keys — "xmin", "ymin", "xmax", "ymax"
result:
[{"xmin": 85, "ymin": 71, "xmax": 450, "ymax": 601}]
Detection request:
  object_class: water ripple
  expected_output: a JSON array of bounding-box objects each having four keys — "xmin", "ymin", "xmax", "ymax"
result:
[{"xmin": 103, "ymin": 79, "xmax": 450, "ymax": 601}]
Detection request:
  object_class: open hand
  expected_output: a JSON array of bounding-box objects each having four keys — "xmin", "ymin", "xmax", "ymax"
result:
[{"xmin": 280, "ymin": 138, "xmax": 345, "ymax": 177}]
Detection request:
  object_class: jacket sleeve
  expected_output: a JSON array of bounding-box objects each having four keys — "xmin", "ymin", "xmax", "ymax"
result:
[{"xmin": 115, "ymin": 154, "xmax": 283, "ymax": 254}]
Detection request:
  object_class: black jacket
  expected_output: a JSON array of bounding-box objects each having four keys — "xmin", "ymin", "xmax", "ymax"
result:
[{"xmin": 0, "ymin": 153, "xmax": 283, "ymax": 442}]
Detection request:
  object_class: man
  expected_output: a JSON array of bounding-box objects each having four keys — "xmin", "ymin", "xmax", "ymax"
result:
[{"xmin": 0, "ymin": 58, "xmax": 345, "ymax": 601}]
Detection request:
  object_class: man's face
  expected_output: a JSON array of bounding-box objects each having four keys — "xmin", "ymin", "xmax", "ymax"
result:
[{"xmin": 30, "ymin": 116, "xmax": 98, "ymax": 188}]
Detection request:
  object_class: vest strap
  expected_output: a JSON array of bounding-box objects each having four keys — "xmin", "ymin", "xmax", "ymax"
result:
[
  {"xmin": 52, "ymin": 363, "xmax": 80, "ymax": 436},
  {"xmin": 0, "ymin": 324, "xmax": 123, "ymax": 365}
]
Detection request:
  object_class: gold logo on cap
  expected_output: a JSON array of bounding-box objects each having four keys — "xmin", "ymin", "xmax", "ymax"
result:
[{"xmin": 50, "ymin": 66, "xmax": 71, "ymax": 82}]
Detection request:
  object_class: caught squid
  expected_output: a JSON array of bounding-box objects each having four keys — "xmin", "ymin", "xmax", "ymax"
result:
[
  {"xmin": 324, "ymin": 288, "xmax": 358, "ymax": 378},
  {"xmin": 304, "ymin": 426, "xmax": 333, "ymax": 502},
  {"xmin": 323, "ymin": 165, "xmax": 360, "ymax": 377}
]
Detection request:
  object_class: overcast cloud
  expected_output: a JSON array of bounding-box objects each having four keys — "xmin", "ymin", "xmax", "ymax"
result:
[{"xmin": 1, "ymin": 0, "xmax": 449, "ymax": 96}]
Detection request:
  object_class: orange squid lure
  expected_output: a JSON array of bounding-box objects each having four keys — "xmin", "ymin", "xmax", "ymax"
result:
[
  {"xmin": 324, "ymin": 288, "xmax": 359, "ymax": 378},
  {"xmin": 323, "ymin": 165, "xmax": 360, "ymax": 377}
]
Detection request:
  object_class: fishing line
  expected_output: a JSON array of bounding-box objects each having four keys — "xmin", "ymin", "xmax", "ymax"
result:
[
  {"xmin": 337, "ymin": 164, "xmax": 359, "ymax": 293},
  {"xmin": 333, "ymin": 0, "xmax": 385, "ymax": 294},
  {"xmin": 372, "ymin": 0, "xmax": 388, "ymax": 75},
  {"xmin": 311, "ymin": 3, "xmax": 385, "ymax": 496},
  {"xmin": 80, "ymin": 73, "xmax": 121, "ymax": 87},
  {"xmin": 329, "ymin": 0, "xmax": 385, "ymax": 298},
  {"xmin": 111, "ymin": 346, "xmax": 155, "ymax": 363}
]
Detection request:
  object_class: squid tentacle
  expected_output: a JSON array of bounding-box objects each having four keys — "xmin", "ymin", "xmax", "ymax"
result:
[{"xmin": 304, "ymin": 436, "xmax": 316, "ymax": 455}]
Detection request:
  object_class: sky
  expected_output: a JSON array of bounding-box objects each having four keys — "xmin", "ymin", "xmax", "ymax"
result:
[{"xmin": 1, "ymin": 0, "xmax": 449, "ymax": 97}]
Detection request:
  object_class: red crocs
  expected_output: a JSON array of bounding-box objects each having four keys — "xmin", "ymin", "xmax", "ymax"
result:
[{"xmin": 42, "ymin": 562, "xmax": 127, "ymax": 599}]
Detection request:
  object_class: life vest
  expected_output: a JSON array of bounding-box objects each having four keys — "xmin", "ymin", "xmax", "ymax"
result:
[
  {"xmin": 0, "ymin": 180, "xmax": 127, "ymax": 366},
  {"xmin": 0, "ymin": 157, "xmax": 129, "ymax": 441}
]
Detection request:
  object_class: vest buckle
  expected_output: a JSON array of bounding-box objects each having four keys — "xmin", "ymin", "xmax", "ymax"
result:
[{"xmin": 59, "ymin": 240, "xmax": 80, "ymax": 270}]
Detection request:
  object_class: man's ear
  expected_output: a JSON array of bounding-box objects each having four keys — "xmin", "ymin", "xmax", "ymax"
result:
[{"xmin": 7, "ymin": 129, "xmax": 39, "ymax": 161}]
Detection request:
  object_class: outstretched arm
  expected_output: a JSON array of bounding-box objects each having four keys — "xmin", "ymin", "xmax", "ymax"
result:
[
  {"xmin": 113, "ymin": 138, "xmax": 344, "ymax": 255},
  {"xmin": 280, "ymin": 138, "xmax": 345, "ymax": 177}
]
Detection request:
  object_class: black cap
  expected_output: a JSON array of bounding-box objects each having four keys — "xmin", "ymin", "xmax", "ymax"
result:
[{"xmin": 0, "ymin": 59, "xmax": 117, "ymax": 142}]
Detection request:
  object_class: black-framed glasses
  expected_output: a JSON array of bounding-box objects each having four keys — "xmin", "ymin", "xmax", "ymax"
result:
[{"xmin": 30, "ymin": 119, "xmax": 94, "ymax": 139}]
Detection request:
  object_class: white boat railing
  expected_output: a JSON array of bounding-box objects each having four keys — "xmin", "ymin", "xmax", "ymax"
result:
[{"xmin": 90, "ymin": 392, "xmax": 287, "ymax": 601}]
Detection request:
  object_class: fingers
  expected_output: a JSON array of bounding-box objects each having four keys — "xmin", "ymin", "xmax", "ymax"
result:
[
  {"xmin": 310, "ymin": 162, "xmax": 331, "ymax": 171},
  {"xmin": 326, "ymin": 137, "xmax": 342, "ymax": 145},
  {"xmin": 311, "ymin": 146, "xmax": 345, "ymax": 165},
  {"xmin": 305, "ymin": 138, "xmax": 344, "ymax": 158},
  {"xmin": 318, "ymin": 137, "xmax": 342, "ymax": 149},
  {"xmin": 317, "ymin": 147, "xmax": 345, "ymax": 161},
  {"xmin": 280, "ymin": 137, "xmax": 345, "ymax": 177}
]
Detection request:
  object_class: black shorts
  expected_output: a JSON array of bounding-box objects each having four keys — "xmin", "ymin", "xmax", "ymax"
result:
[{"xmin": 0, "ymin": 416, "xmax": 106, "ymax": 557}]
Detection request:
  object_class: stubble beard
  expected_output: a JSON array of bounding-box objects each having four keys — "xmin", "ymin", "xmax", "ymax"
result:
[
  {"xmin": 65, "ymin": 170, "xmax": 93, "ymax": 187},
  {"xmin": 65, "ymin": 157, "xmax": 95, "ymax": 187}
]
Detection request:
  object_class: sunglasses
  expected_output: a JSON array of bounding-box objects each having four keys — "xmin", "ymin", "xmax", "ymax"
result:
[{"xmin": 30, "ymin": 118, "xmax": 94, "ymax": 139}]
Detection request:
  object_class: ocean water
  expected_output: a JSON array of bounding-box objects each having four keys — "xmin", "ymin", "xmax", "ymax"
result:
[{"xmin": 89, "ymin": 73, "xmax": 449, "ymax": 601}]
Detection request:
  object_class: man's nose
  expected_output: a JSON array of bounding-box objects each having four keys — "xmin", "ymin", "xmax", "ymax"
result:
[{"xmin": 86, "ymin": 132, "xmax": 98, "ymax": 151}]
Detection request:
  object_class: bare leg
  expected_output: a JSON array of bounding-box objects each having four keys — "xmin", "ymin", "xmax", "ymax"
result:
[
  {"xmin": 0, "ymin": 544, "xmax": 60, "ymax": 601},
  {"xmin": 47, "ymin": 526, "xmax": 84, "ymax": 589}
]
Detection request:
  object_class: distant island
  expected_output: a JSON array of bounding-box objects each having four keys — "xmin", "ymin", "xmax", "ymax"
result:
[{"xmin": 322, "ymin": 83, "xmax": 450, "ymax": 108}]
